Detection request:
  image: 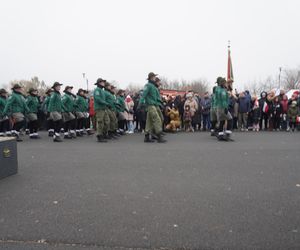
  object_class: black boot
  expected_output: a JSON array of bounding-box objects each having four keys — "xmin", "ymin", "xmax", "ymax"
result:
[
  {"xmin": 144, "ymin": 133, "xmax": 154, "ymax": 143},
  {"xmin": 104, "ymin": 133, "xmax": 112, "ymax": 140},
  {"xmin": 157, "ymin": 133, "xmax": 167, "ymax": 143},
  {"xmin": 87, "ymin": 129, "xmax": 94, "ymax": 135},
  {"xmin": 97, "ymin": 135, "xmax": 107, "ymax": 143},
  {"xmin": 109, "ymin": 132, "xmax": 118, "ymax": 139}
]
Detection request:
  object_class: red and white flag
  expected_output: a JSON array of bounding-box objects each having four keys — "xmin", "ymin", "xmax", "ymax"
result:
[{"xmin": 227, "ymin": 45, "xmax": 234, "ymax": 83}]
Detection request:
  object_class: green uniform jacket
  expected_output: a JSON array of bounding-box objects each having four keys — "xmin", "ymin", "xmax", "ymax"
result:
[
  {"xmin": 211, "ymin": 94, "xmax": 216, "ymax": 109},
  {"xmin": 41, "ymin": 95, "xmax": 51, "ymax": 113},
  {"xmin": 214, "ymin": 86, "xmax": 229, "ymax": 109},
  {"xmin": 116, "ymin": 96, "xmax": 126, "ymax": 112},
  {"xmin": 104, "ymin": 90, "xmax": 117, "ymax": 111},
  {"xmin": 48, "ymin": 91, "xmax": 63, "ymax": 112},
  {"xmin": 140, "ymin": 82, "xmax": 160, "ymax": 107},
  {"xmin": 155, "ymin": 86, "xmax": 162, "ymax": 106},
  {"xmin": 93, "ymin": 87, "xmax": 108, "ymax": 110},
  {"xmin": 288, "ymin": 106, "xmax": 298, "ymax": 122},
  {"xmin": 3, "ymin": 91, "xmax": 29, "ymax": 115},
  {"xmin": 26, "ymin": 95, "xmax": 39, "ymax": 113},
  {"xmin": 75, "ymin": 95, "xmax": 88, "ymax": 112},
  {"xmin": 62, "ymin": 93, "xmax": 75, "ymax": 112},
  {"xmin": 0, "ymin": 96, "xmax": 7, "ymax": 116}
]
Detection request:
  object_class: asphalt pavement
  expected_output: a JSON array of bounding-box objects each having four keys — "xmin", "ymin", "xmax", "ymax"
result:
[{"xmin": 0, "ymin": 131, "xmax": 299, "ymax": 250}]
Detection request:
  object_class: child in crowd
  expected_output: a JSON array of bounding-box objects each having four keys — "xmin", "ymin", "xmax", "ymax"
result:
[
  {"xmin": 183, "ymin": 105, "xmax": 193, "ymax": 132},
  {"xmin": 252, "ymin": 97, "xmax": 261, "ymax": 132},
  {"xmin": 288, "ymin": 101, "xmax": 298, "ymax": 132}
]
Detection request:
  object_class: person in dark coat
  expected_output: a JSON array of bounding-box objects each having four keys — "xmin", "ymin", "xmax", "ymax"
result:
[
  {"xmin": 200, "ymin": 92, "xmax": 211, "ymax": 131},
  {"xmin": 259, "ymin": 91, "xmax": 268, "ymax": 130},
  {"xmin": 272, "ymin": 96, "xmax": 282, "ymax": 131},
  {"xmin": 237, "ymin": 92, "xmax": 250, "ymax": 131}
]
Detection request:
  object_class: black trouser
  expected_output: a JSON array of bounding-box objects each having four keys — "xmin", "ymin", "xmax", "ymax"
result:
[
  {"xmin": 64, "ymin": 119, "xmax": 76, "ymax": 132},
  {"xmin": 29, "ymin": 120, "xmax": 38, "ymax": 134},
  {"xmin": 84, "ymin": 117, "xmax": 90, "ymax": 129},
  {"xmin": 273, "ymin": 117, "xmax": 281, "ymax": 130},
  {"xmin": 54, "ymin": 120, "xmax": 63, "ymax": 134},
  {"xmin": 13, "ymin": 120, "xmax": 25, "ymax": 132},
  {"xmin": 232, "ymin": 117, "xmax": 238, "ymax": 129},
  {"xmin": 118, "ymin": 120, "xmax": 125, "ymax": 130},
  {"xmin": 259, "ymin": 113, "xmax": 268, "ymax": 130},
  {"xmin": 0, "ymin": 119, "xmax": 10, "ymax": 133},
  {"xmin": 289, "ymin": 121, "xmax": 296, "ymax": 130},
  {"xmin": 76, "ymin": 118, "xmax": 84, "ymax": 130},
  {"xmin": 47, "ymin": 119, "xmax": 54, "ymax": 131}
]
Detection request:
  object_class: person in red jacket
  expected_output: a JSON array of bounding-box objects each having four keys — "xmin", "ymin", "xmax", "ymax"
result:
[{"xmin": 89, "ymin": 95, "xmax": 96, "ymax": 131}]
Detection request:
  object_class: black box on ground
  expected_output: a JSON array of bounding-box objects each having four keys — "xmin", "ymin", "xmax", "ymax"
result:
[{"xmin": 0, "ymin": 137, "xmax": 18, "ymax": 180}]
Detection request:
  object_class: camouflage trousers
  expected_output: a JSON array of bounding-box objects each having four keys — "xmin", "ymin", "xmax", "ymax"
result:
[
  {"xmin": 95, "ymin": 109, "xmax": 109, "ymax": 136},
  {"xmin": 105, "ymin": 109, "xmax": 118, "ymax": 132},
  {"xmin": 145, "ymin": 105, "xmax": 163, "ymax": 135}
]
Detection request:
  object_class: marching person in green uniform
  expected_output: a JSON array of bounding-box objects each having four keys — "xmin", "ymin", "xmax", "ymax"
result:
[
  {"xmin": 62, "ymin": 86, "xmax": 76, "ymax": 139},
  {"xmin": 48, "ymin": 82, "xmax": 64, "ymax": 142},
  {"xmin": 26, "ymin": 88, "xmax": 40, "ymax": 139},
  {"xmin": 3, "ymin": 84, "xmax": 29, "ymax": 141},
  {"xmin": 0, "ymin": 89, "xmax": 10, "ymax": 136},
  {"xmin": 75, "ymin": 88, "xmax": 88, "ymax": 136},
  {"xmin": 139, "ymin": 72, "xmax": 166, "ymax": 143},
  {"xmin": 214, "ymin": 77, "xmax": 232, "ymax": 137},
  {"xmin": 104, "ymin": 82, "xmax": 119, "ymax": 139},
  {"xmin": 116, "ymin": 89, "xmax": 126, "ymax": 133},
  {"xmin": 42, "ymin": 88, "xmax": 54, "ymax": 137},
  {"xmin": 93, "ymin": 78, "xmax": 109, "ymax": 142}
]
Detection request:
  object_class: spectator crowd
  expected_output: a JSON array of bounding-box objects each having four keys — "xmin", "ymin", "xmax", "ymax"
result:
[{"xmin": 0, "ymin": 81, "xmax": 299, "ymax": 142}]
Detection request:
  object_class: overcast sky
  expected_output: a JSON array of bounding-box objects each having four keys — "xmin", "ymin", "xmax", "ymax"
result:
[{"xmin": 0, "ymin": 0, "xmax": 299, "ymax": 90}]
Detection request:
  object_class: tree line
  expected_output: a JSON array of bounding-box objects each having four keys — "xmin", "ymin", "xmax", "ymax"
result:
[{"xmin": 1, "ymin": 66, "xmax": 299, "ymax": 96}]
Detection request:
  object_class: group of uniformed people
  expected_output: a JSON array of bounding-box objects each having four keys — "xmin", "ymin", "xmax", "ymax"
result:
[
  {"xmin": 0, "ymin": 82, "xmax": 93, "ymax": 142},
  {"xmin": 1, "ymin": 72, "xmax": 232, "ymax": 143},
  {"xmin": 93, "ymin": 72, "xmax": 166, "ymax": 143}
]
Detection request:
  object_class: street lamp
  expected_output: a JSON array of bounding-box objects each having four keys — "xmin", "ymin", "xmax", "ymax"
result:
[
  {"xmin": 82, "ymin": 73, "xmax": 89, "ymax": 91},
  {"xmin": 279, "ymin": 67, "xmax": 282, "ymax": 90}
]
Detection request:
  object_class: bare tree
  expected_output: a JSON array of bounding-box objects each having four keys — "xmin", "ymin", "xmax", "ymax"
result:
[
  {"xmin": 159, "ymin": 76, "xmax": 209, "ymax": 94},
  {"xmin": 282, "ymin": 67, "xmax": 300, "ymax": 90},
  {"xmin": 245, "ymin": 76, "xmax": 278, "ymax": 96},
  {"xmin": 125, "ymin": 83, "xmax": 142, "ymax": 93},
  {"xmin": 8, "ymin": 76, "xmax": 49, "ymax": 96}
]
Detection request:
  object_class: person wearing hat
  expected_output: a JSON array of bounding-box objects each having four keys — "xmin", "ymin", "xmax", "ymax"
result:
[
  {"xmin": 48, "ymin": 82, "xmax": 64, "ymax": 142},
  {"xmin": 93, "ymin": 78, "xmax": 110, "ymax": 142},
  {"xmin": 41, "ymin": 89, "xmax": 55, "ymax": 137},
  {"xmin": 104, "ymin": 82, "xmax": 120, "ymax": 139},
  {"xmin": 62, "ymin": 86, "xmax": 76, "ymax": 139},
  {"xmin": 3, "ymin": 84, "xmax": 29, "ymax": 141},
  {"xmin": 25, "ymin": 88, "xmax": 40, "ymax": 139},
  {"xmin": 74, "ymin": 88, "xmax": 88, "ymax": 136},
  {"xmin": 139, "ymin": 72, "xmax": 166, "ymax": 143},
  {"xmin": 214, "ymin": 77, "xmax": 233, "ymax": 139},
  {"xmin": 0, "ymin": 88, "xmax": 11, "ymax": 137}
]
